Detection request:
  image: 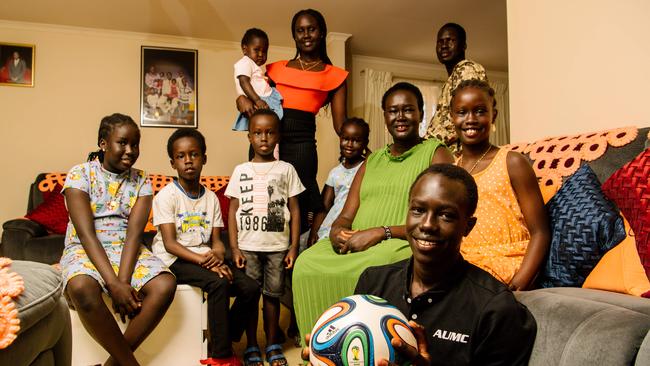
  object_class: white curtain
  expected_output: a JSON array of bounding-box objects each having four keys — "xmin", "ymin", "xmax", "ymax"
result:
[
  {"xmin": 489, "ymin": 80, "xmax": 510, "ymax": 146},
  {"xmin": 362, "ymin": 68, "xmax": 393, "ymax": 151}
]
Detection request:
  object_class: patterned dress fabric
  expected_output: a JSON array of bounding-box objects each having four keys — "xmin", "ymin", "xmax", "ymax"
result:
[
  {"xmin": 460, "ymin": 148, "xmax": 531, "ymax": 284},
  {"xmin": 60, "ymin": 160, "xmax": 169, "ymax": 291},
  {"xmin": 425, "ymin": 59, "xmax": 487, "ymax": 153},
  {"xmin": 292, "ymin": 138, "xmax": 443, "ymax": 339},
  {"xmin": 316, "ymin": 162, "xmax": 362, "ymax": 241}
]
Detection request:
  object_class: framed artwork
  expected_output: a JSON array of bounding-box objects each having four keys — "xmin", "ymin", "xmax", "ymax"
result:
[
  {"xmin": 140, "ymin": 46, "xmax": 198, "ymax": 128},
  {"xmin": 0, "ymin": 43, "xmax": 35, "ymax": 87}
]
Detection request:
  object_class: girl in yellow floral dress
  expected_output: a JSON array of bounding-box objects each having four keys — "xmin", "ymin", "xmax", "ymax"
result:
[{"xmin": 60, "ymin": 113, "xmax": 175, "ymax": 366}]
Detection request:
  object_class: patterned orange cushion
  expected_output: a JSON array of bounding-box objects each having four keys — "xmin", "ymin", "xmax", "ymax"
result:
[
  {"xmin": 39, "ymin": 173, "xmax": 230, "ymax": 233},
  {"xmin": 148, "ymin": 174, "xmax": 173, "ymax": 195},
  {"xmin": 504, "ymin": 126, "xmax": 638, "ymax": 201},
  {"xmin": 38, "ymin": 173, "xmax": 67, "ymax": 193}
]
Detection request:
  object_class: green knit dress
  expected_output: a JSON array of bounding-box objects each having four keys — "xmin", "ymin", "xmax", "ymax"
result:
[{"xmin": 292, "ymin": 138, "xmax": 443, "ymax": 337}]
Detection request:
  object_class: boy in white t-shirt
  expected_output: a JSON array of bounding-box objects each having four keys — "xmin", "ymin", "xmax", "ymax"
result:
[
  {"xmin": 152, "ymin": 129, "xmax": 260, "ymax": 366},
  {"xmin": 226, "ymin": 109, "xmax": 304, "ymax": 366},
  {"xmin": 232, "ymin": 28, "xmax": 283, "ymax": 132}
]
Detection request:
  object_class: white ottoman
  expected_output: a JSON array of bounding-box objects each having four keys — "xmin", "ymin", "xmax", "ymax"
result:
[{"xmin": 70, "ymin": 284, "xmax": 207, "ymax": 365}]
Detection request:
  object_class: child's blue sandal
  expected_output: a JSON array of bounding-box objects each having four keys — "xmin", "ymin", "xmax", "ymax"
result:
[
  {"xmin": 244, "ymin": 346, "xmax": 264, "ymax": 366},
  {"xmin": 265, "ymin": 344, "xmax": 288, "ymax": 366}
]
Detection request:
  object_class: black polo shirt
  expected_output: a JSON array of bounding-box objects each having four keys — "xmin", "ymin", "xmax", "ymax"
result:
[{"xmin": 355, "ymin": 257, "xmax": 536, "ymax": 366}]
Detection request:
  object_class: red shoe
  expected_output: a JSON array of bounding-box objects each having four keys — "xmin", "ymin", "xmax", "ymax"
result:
[{"xmin": 200, "ymin": 355, "xmax": 243, "ymax": 366}]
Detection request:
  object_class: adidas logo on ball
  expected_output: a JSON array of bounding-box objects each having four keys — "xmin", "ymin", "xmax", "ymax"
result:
[
  {"xmin": 325, "ymin": 324, "xmax": 339, "ymax": 340},
  {"xmin": 310, "ymin": 295, "xmax": 417, "ymax": 366}
]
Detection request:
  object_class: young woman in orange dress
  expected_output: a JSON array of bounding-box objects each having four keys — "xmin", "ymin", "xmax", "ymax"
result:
[
  {"xmin": 451, "ymin": 79, "xmax": 550, "ymax": 290},
  {"xmin": 236, "ymin": 9, "xmax": 348, "ymax": 235}
]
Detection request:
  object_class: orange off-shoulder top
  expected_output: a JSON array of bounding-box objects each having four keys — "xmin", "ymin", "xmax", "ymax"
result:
[{"xmin": 266, "ymin": 61, "xmax": 348, "ymax": 115}]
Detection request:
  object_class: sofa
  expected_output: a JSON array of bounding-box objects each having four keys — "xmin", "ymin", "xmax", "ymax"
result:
[
  {"xmin": 515, "ymin": 288, "xmax": 650, "ymax": 365},
  {"xmin": 0, "ymin": 260, "xmax": 71, "ymax": 366},
  {"xmin": 509, "ymin": 126, "xmax": 650, "ymax": 365},
  {"xmin": 0, "ymin": 174, "xmax": 230, "ymax": 264},
  {"xmin": 1, "ymin": 127, "xmax": 649, "ymax": 365},
  {"xmin": 0, "ymin": 174, "xmax": 230, "ymax": 366}
]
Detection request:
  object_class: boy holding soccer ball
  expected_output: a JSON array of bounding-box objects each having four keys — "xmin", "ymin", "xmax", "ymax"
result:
[{"xmin": 303, "ymin": 164, "xmax": 536, "ymax": 365}]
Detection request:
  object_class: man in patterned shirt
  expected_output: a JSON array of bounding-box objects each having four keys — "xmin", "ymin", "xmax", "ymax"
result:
[{"xmin": 425, "ymin": 23, "xmax": 488, "ymax": 153}]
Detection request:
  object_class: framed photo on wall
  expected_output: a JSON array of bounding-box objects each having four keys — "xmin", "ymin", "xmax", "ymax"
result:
[
  {"xmin": 140, "ymin": 46, "xmax": 197, "ymax": 128},
  {"xmin": 0, "ymin": 43, "xmax": 35, "ymax": 87}
]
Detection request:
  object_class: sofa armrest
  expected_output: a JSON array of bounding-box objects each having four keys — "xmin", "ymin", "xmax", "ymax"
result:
[
  {"xmin": 3, "ymin": 218, "xmax": 49, "ymax": 237},
  {"xmin": 1, "ymin": 218, "xmax": 49, "ymax": 260},
  {"xmin": 515, "ymin": 288, "xmax": 650, "ymax": 366}
]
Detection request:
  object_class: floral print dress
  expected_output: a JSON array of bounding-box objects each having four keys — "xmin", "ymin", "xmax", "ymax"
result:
[{"xmin": 60, "ymin": 159, "xmax": 169, "ymax": 291}]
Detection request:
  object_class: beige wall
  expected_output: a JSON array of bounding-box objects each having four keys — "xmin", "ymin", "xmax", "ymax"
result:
[
  {"xmin": 507, "ymin": 0, "xmax": 650, "ymax": 143},
  {"xmin": 0, "ymin": 21, "xmax": 344, "ymax": 230}
]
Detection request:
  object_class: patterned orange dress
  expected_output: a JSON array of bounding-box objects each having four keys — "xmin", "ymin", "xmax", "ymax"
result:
[{"xmin": 460, "ymin": 148, "xmax": 531, "ymax": 284}]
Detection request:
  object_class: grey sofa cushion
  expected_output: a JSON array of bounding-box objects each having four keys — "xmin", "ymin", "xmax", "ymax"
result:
[
  {"xmin": 0, "ymin": 260, "xmax": 71, "ymax": 366},
  {"xmin": 539, "ymin": 287, "xmax": 650, "ymax": 316},
  {"xmin": 0, "ymin": 297, "xmax": 71, "ymax": 366},
  {"xmin": 516, "ymin": 288, "xmax": 650, "ymax": 366},
  {"xmin": 11, "ymin": 260, "xmax": 63, "ymax": 332}
]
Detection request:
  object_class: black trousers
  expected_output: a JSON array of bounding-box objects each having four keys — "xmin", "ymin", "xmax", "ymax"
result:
[
  {"xmin": 279, "ymin": 108, "xmax": 325, "ymax": 233},
  {"xmin": 169, "ymin": 258, "xmax": 260, "ymax": 358}
]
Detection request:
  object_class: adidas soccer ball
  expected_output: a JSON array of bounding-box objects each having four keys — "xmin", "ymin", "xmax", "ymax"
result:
[{"xmin": 309, "ymin": 294, "xmax": 417, "ymax": 366}]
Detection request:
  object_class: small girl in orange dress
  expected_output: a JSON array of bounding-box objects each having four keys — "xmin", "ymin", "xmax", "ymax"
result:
[{"xmin": 451, "ymin": 79, "xmax": 550, "ymax": 290}]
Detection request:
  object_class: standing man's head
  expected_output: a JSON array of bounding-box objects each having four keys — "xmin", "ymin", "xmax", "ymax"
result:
[
  {"xmin": 436, "ymin": 23, "xmax": 467, "ymax": 70},
  {"xmin": 12, "ymin": 51, "xmax": 20, "ymax": 60}
]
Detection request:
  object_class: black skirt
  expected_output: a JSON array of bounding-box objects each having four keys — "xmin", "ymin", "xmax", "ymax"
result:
[{"xmin": 279, "ymin": 108, "xmax": 325, "ymax": 233}]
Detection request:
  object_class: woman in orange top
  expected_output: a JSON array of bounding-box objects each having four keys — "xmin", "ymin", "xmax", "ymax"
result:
[
  {"xmin": 451, "ymin": 79, "xmax": 550, "ymax": 290},
  {"xmin": 236, "ymin": 9, "xmax": 348, "ymax": 236}
]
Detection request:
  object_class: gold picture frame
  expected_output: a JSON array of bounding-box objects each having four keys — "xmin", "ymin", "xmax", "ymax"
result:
[
  {"xmin": 140, "ymin": 46, "xmax": 198, "ymax": 128},
  {"xmin": 0, "ymin": 42, "xmax": 35, "ymax": 87}
]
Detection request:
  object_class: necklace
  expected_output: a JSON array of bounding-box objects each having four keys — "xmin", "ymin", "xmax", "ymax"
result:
[
  {"xmin": 175, "ymin": 180, "xmax": 203, "ymax": 199},
  {"xmin": 251, "ymin": 160, "xmax": 277, "ymax": 176},
  {"xmin": 458, "ymin": 145, "xmax": 493, "ymax": 174},
  {"xmin": 101, "ymin": 163, "xmax": 128, "ymax": 211},
  {"xmin": 107, "ymin": 176, "xmax": 128, "ymax": 211},
  {"xmin": 297, "ymin": 56, "xmax": 322, "ymax": 71}
]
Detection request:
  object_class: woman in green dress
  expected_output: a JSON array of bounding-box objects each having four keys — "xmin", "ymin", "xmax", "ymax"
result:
[{"xmin": 292, "ymin": 82, "xmax": 453, "ymax": 338}]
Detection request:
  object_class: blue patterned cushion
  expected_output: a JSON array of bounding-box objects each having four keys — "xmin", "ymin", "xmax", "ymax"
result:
[{"xmin": 539, "ymin": 164, "xmax": 626, "ymax": 287}]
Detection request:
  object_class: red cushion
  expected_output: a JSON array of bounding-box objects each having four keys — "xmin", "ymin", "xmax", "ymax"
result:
[
  {"xmin": 215, "ymin": 184, "xmax": 230, "ymax": 230},
  {"xmin": 601, "ymin": 148, "xmax": 650, "ymax": 288},
  {"xmin": 25, "ymin": 184, "xmax": 69, "ymax": 234}
]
